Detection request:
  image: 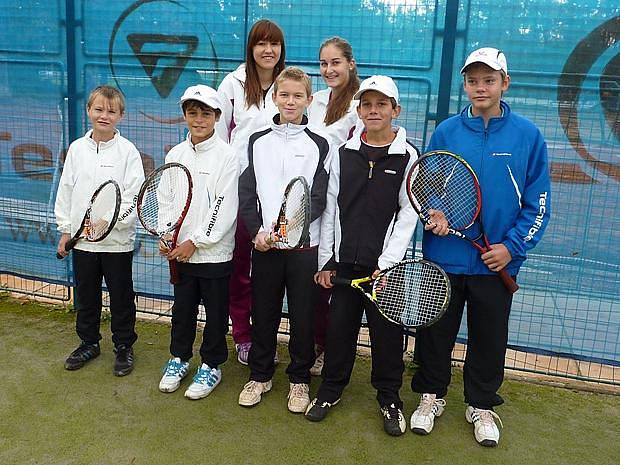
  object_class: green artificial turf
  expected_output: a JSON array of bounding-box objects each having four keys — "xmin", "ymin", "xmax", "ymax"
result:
[{"xmin": 0, "ymin": 294, "xmax": 618, "ymax": 465}]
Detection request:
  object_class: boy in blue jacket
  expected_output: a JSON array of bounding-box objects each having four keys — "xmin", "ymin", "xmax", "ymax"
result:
[{"xmin": 410, "ymin": 48, "xmax": 551, "ymax": 447}]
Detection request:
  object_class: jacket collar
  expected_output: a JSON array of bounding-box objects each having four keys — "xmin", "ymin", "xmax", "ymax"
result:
[
  {"xmin": 85, "ymin": 129, "xmax": 120, "ymax": 150},
  {"xmin": 344, "ymin": 125, "xmax": 408, "ymax": 155},
  {"xmin": 269, "ymin": 113, "xmax": 308, "ymax": 136},
  {"xmin": 460, "ymin": 100, "xmax": 511, "ymax": 132},
  {"xmin": 232, "ymin": 63, "xmax": 247, "ymax": 83},
  {"xmin": 186, "ymin": 131, "xmax": 219, "ymax": 153}
]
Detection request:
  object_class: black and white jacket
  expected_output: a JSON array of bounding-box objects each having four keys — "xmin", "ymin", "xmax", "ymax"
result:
[
  {"xmin": 239, "ymin": 115, "xmax": 332, "ymax": 248},
  {"xmin": 318, "ymin": 126, "xmax": 419, "ymax": 271}
]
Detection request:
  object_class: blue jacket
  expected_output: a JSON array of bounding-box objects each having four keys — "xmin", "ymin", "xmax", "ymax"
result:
[{"xmin": 423, "ymin": 101, "xmax": 551, "ymax": 276}]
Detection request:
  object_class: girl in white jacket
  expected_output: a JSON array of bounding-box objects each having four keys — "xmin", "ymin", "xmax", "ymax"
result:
[
  {"xmin": 215, "ymin": 19, "xmax": 286, "ymax": 365},
  {"xmin": 307, "ymin": 37, "xmax": 360, "ymax": 376},
  {"xmin": 55, "ymin": 85, "xmax": 145, "ymax": 377}
]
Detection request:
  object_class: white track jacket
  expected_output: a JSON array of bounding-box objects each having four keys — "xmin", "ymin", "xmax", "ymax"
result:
[
  {"xmin": 55, "ymin": 130, "xmax": 144, "ymax": 253},
  {"xmin": 165, "ymin": 132, "xmax": 239, "ymax": 263},
  {"xmin": 215, "ymin": 63, "xmax": 279, "ymax": 173},
  {"xmin": 239, "ymin": 115, "xmax": 332, "ymax": 248}
]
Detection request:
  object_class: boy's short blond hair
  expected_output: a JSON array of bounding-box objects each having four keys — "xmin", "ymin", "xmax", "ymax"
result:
[
  {"xmin": 86, "ymin": 85, "xmax": 126, "ymax": 114},
  {"xmin": 274, "ymin": 67, "xmax": 312, "ymax": 97}
]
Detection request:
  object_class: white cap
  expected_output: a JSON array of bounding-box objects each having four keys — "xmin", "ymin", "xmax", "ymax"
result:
[
  {"xmin": 460, "ymin": 47, "xmax": 508, "ymax": 75},
  {"xmin": 353, "ymin": 75, "xmax": 399, "ymax": 104},
  {"xmin": 179, "ymin": 84, "xmax": 222, "ymax": 111}
]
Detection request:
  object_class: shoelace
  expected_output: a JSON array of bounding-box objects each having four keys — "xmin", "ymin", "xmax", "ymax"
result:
[
  {"xmin": 418, "ymin": 395, "xmax": 446, "ymax": 416},
  {"xmin": 243, "ymin": 381, "xmax": 262, "ymax": 393},
  {"xmin": 290, "ymin": 384, "xmax": 309, "ymax": 398},
  {"xmin": 471, "ymin": 408, "xmax": 504, "ymax": 429},
  {"xmin": 164, "ymin": 360, "xmax": 185, "ymax": 377},
  {"xmin": 383, "ymin": 403, "xmax": 402, "ymax": 420},
  {"xmin": 194, "ymin": 367, "xmax": 218, "ymax": 385}
]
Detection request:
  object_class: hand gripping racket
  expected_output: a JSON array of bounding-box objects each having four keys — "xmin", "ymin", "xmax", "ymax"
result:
[
  {"xmin": 331, "ymin": 259, "xmax": 451, "ymax": 328},
  {"xmin": 56, "ymin": 179, "xmax": 121, "ymax": 259},
  {"xmin": 266, "ymin": 176, "xmax": 311, "ymax": 249},
  {"xmin": 406, "ymin": 150, "xmax": 519, "ymax": 293},
  {"xmin": 137, "ymin": 162, "xmax": 193, "ymax": 284}
]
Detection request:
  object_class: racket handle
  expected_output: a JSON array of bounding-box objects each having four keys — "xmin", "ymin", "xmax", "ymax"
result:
[
  {"xmin": 498, "ymin": 269, "xmax": 519, "ymax": 294},
  {"xmin": 169, "ymin": 260, "xmax": 181, "ymax": 285},
  {"xmin": 330, "ymin": 276, "xmax": 352, "ymax": 286},
  {"xmin": 56, "ymin": 252, "xmax": 65, "ymax": 260},
  {"xmin": 64, "ymin": 237, "xmax": 79, "ymax": 252}
]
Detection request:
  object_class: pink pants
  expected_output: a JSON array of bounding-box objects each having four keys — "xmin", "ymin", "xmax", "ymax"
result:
[{"xmin": 229, "ymin": 216, "xmax": 253, "ymax": 344}]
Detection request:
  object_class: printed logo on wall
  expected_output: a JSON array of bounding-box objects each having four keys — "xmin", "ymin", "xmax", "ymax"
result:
[
  {"xmin": 108, "ymin": 0, "xmax": 219, "ymax": 123},
  {"xmin": 557, "ymin": 15, "xmax": 619, "ymax": 182}
]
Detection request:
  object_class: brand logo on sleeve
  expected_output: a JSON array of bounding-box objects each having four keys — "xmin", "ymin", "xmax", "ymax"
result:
[
  {"xmin": 524, "ymin": 192, "xmax": 548, "ymax": 241},
  {"xmin": 205, "ymin": 195, "xmax": 224, "ymax": 237},
  {"xmin": 492, "ymin": 152, "xmax": 512, "ymax": 157}
]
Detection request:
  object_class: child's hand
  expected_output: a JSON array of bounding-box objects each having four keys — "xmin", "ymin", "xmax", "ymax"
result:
[
  {"xmin": 57, "ymin": 233, "xmax": 71, "ymax": 258},
  {"xmin": 314, "ymin": 270, "xmax": 335, "ymax": 289},
  {"xmin": 167, "ymin": 239, "xmax": 196, "ymax": 263},
  {"xmin": 253, "ymin": 232, "xmax": 272, "ymax": 252},
  {"xmin": 158, "ymin": 233, "xmax": 173, "ymax": 256},
  {"xmin": 481, "ymin": 243, "xmax": 512, "ymax": 272},
  {"xmin": 424, "ymin": 209, "xmax": 449, "ymax": 236}
]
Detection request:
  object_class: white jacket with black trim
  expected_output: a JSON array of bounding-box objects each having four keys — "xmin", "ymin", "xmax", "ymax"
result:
[
  {"xmin": 239, "ymin": 115, "xmax": 332, "ymax": 248},
  {"xmin": 215, "ymin": 63, "xmax": 279, "ymax": 173},
  {"xmin": 165, "ymin": 132, "xmax": 239, "ymax": 263},
  {"xmin": 318, "ymin": 126, "xmax": 419, "ymax": 271},
  {"xmin": 54, "ymin": 130, "xmax": 145, "ymax": 253}
]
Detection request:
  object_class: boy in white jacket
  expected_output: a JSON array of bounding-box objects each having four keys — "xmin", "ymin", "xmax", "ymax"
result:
[
  {"xmin": 158, "ymin": 85, "xmax": 239, "ymax": 400},
  {"xmin": 237, "ymin": 67, "xmax": 331, "ymax": 413},
  {"xmin": 55, "ymin": 85, "xmax": 145, "ymax": 376}
]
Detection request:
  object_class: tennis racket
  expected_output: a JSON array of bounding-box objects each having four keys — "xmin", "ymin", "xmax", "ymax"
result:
[
  {"xmin": 136, "ymin": 162, "xmax": 193, "ymax": 284},
  {"xmin": 331, "ymin": 259, "xmax": 451, "ymax": 328},
  {"xmin": 56, "ymin": 179, "xmax": 121, "ymax": 259},
  {"xmin": 266, "ymin": 176, "xmax": 311, "ymax": 249},
  {"xmin": 406, "ymin": 150, "xmax": 519, "ymax": 293}
]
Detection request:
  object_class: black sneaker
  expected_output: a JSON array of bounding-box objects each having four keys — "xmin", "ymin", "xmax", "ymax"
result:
[
  {"xmin": 381, "ymin": 403, "xmax": 406, "ymax": 436},
  {"xmin": 304, "ymin": 397, "xmax": 340, "ymax": 422},
  {"xmin": 64, "ymin": 342, "xmax": 101, "ymax": 370},
  {"xmin": 113, "ymin": 345, "xmax": 134, "ymax": 377}
]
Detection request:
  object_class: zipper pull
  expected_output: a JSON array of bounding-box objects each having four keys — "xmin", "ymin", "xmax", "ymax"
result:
[{"xmin": 368, "ymin": 161, "xmax": 375, "ymax": 179}]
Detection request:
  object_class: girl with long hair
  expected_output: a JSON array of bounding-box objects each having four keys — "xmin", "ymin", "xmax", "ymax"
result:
[{"xmin": 216, "ymin": 19, "xmax": 286, "ymax": 365}]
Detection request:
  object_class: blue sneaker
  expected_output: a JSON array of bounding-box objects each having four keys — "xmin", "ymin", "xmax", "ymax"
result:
[
  {"xmin": 158, "ymin": 357, "xmax": 190, "ymax": 393},
  {"xmin": 184, "ymin": 363, "xmax": 222, "ymax": 400}
]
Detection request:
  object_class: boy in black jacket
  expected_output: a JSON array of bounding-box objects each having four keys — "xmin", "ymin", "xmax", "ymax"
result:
[{"xmin": 306, "ymin": 76, "xmax": 418, "ymax": 436}]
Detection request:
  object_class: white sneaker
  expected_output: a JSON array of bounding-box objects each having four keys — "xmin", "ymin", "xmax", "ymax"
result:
[
  {"xmin": 238, "ymin": 380, "xmax": 272, "ymax": 407},
  {"xmin": 410, "ymin": 393, "xmax": 446, "ymax": 435},
  {"xmin": 310, "ymin": 349, "xmax": 324, "ymax": 377},
  {"xmin": 287, "ymin": 383, "xmax": 310, "ymax": 413},
  {"xmin": 158, "ymin": 357, "xmax": 190, "ymax": 393},
  {"xmin": 184, "ymin": 363, "xmax": 221, "ymax": 400},
  {"xmin": 465, "ymin": 406, "xmax": 503, "ymax": 447}
]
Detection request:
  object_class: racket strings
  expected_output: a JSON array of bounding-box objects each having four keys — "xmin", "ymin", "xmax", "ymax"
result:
[
  {"xmin": 87, "ymin": 183, "xmax": 118, "ymax": 240},
  {"xmin": 140, "ymin": 167, "xmax": 190, "ymax": 235},
  {"xmin": 373, "ymin": 262, "xmax": 449, "ymax": 327},
  {"xmin": 281, "ymin": 180, "xmax": 309, "ymax": 246},
  {"xmin": 409, "ymin": 155, "xmax": 479, "ymax": 230}
]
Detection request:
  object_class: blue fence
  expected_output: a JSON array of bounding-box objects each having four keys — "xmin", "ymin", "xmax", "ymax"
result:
[{"xmin": 1, "ymin": 1, "xmax": 618, "ymax": 381}]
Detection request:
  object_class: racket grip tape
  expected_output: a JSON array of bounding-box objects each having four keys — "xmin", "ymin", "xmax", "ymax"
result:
[
  {"xmin": 64, "ymin": 237, "xmax": 79, "ymax": 252},
  {"xmin": 57, "ymin": 236, "xmax": 79, "ymax": 259},
  {"xmin": 498, "ymin": 269, "xmax": 519, "ymax": 294},
  {"xmin": 330, "ymin": 275, "xmax": 352, "ymax": 286}
]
